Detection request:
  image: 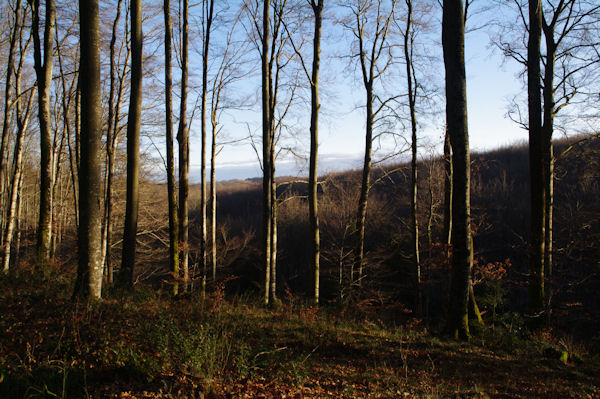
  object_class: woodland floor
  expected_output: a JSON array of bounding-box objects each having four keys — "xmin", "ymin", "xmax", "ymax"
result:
[{"xmin": 1, "ymin": 272, "xmax": 599, "ymax": 398}]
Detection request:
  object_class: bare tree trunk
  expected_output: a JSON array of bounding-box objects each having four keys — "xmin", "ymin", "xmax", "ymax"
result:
[
  {"xmin": 0, "ymin": 0, "xmax": 22, "ymax": 244},
  {"xmin": 164, "ymin": 0, "xmax": 179, "ymax": 295},
  {"xmin": 351, "ymin": 1, "xmax": 395, "ymax": 287},
  {"xmin": 3, "ymin": 83, "xmax": 34, "ymax": 274},
  {"xmin": 101, "ymin": 0, "xmax": 123, "ymax": 284},
  {"xmin": 200, "ymin": 0, "xmax": 215, "ymax": 290},
  {"xmin": 12, "ymin": 170, "xmax": 24, "ymax": 270},
  {"xmin": 120, "ymin": 0, "xmax": 143, "ymax": 288},
  {"xmin": 106, "ymin": 19, "xmax": 130, "ymax": 285},
  {"xmin": 57, "ymin": 37, "xmax": 79, "ymax": 231},
  {"xmin": 541, "ymin": 19, "xmax": 556, "ymax": 323},
  {"xmin": 32, "ymin": 0, "xmax": 56, "ymax": 275},
  {"xmin": 178, "ymin": 0, "xmax": 190, "ymax": 291},
  {"xmin": 262, "ymin": 0, "xmax": 273, "ymax": 306},
  {"xmin": 270, "ymin": 149, "xmax": 277, "ymax": 303},
  {"xmin": 73, "ymin": 0, "xmax": 103, "ymax": 299},
  {"xmin": 404, "ymin": 0, "xmax": 421, "ymax": 314},
  {"xmin": 442, "ymin": 0, "xmax": 472, "ymax": 340},
  {"xmin": 210, "ymin": 123, "xmax": 217, "ymax": 281},
  {"xmin": 309, "ymin": 0, "xmax": 322, "ymax": 305},
  {"xmin": 527, "ymin": 0, "xmax": 545, "ymax": 321},
  {"xmin": 354, "ymin": 86, "xmax": 373, "ymax": 286},
  {"xmin": 443, "ymin": 128, "xmax": 452, "ymax": 256}
]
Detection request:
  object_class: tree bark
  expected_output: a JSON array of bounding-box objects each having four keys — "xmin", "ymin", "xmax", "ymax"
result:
[
  {"xmin": 73, "ymin": 0, "xmax": 103, "ymax": 299},
  {"xmin": 442, "ymin": 0, "xmax": 472, "ymax": 340},
  {"xmin": 120, "ymin": 0, "xmax": 143, "ymax": 288},
  {"xmin": 404, "ymin": 0, "xmax": 421, "ymax": 314},
  {"xmin": 210, "ymin": 119, "xmax": 217, "ymax": 281},
  {"xmin": 0, "ymin": 0, "xmax": 22, "ymax": 242},
  {"xmin": 178, "ymin": 0, "xmax": 190, "ymax": 291},
  {"xmin": 101, "ymin": 0, "xmax": 123, "ymax": 285},
  {"xmin": 309, "ymin": 0, "xmax": 323, "ymax": 305},
  {"xmin": 262, "ymin": 0, "xmax": 273, "ymax": 306},
  {"xmin": 2, "ymin": 81, "xmax": 34, "ymax": 274},
  {"xmin": 164, "ymin": 0, "xmax": 179, "ymax": 295},
  {"xmin": 541, "ymin": 15, "xmax": 556, "ymax": 322},
  {"xmin": 527, "ymin": 0, "xmax": 545, "ymax": 320},
  {"xmin": 443, "ymin": 128, "xmax": 452, "ymax": 257},
  {"xmin": 32, "ymin": 0, "xmax": 56, "ymax": 276},
  {"xmin": 200, "ymin": 0, "xmax": 215, "ymax": 288}
]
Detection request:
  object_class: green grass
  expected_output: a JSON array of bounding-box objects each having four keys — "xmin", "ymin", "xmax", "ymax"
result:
[{"xmin": 1, "ymin": 273, "xmax": 599, "ymax": 398}]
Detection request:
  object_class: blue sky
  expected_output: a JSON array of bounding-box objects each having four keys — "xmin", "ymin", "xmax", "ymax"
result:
[{"xmin": 184, "ymin": 3, "xmax": 526, "ymax": 182}]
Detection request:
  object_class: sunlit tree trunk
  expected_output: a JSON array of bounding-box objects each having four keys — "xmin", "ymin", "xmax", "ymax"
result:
[
  {"xmin": 442, "ymin": 0, "xmax": 472, "ymax": 340},
  {"xmin": 3, "ymin": 73, "xmax": 34, "ymax": 274},
  {"xmin": 262, "ymin": 0, "xmax": 273, "ymax": 306},
  {"xmin": 101, "ymin": 0, "xmax": 123, "ymax": 285},
  {"xmin": 120, "ymin": 0, "xmax": 143, "ymax": 288},
  {"xmin": 0, "ymin": 0, "xmax": 22, "ymax": 244},
  {"xmin": 308, "ymin": 0, "xmax": 323, "ymax": 305},
  {"xmin": 210, "ymin": 121, "xmax": 217, "ymax": 281},
  {"xmin": 178, "ymin": 0, "xmax": 190, "ymax": 291},
  {"xmin": 164, "ymin": 0, "xmax": 179, "ymax": 295},
  {"xmin": 73, "ymin": 0, "xmax": 103, "ymax": 299},
  {"xmin": 32, "ymin": 0, "xmax": 56, "ymax": 275},
  {"xmin": 200, "ymin": 0, "xmax": 215, "ymax": 290}
]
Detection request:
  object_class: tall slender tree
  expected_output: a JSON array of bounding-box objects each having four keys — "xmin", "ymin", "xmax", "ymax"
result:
[
  {"xmin": 0, "ymin": 0, "xmax": 22, "ymax": 238},
  {"xmin": 200, "ymin": 0, "xmax": 215, "ymax": 288},
  {"xmin": 32, "ymin": 0, "xmax": 56, "ymax": 275},
  {"xmin": 403, "ymin": 0, "xmax": 421, "ymax": 314},
  {"xmin": 120, "ymin": 0, "xmax": 143, "ymax": 287},
  {"xmin": 442, "ymin": 0, "xmax": 472, "ymax": 340},
  {"xmin": 164, "ymin": 0, "xmax": 179, "ymax": 295},
  {"xmin": 178, "ymin": 0, "xmax": 190, "ymax": 291},
  {"xmin": 73, "ymin": 0, "xmax": 103, "ymax": 299},
  {"xmin": 101, "ymin": 0, "xmax": 124, "ymax": 285},
  {"xmin": 344, "ymin": 0, "xmax": 397, "ymax": 285},
  {"xmin": 527, "ymin": 0, "xmax": 545, "ymax": 320},
  {"xmin": 308, "ymin": 0, "xmax": 323, "ymax": 305},
  {"xmin": 3, "ymin": 6, "xmax": 35, "ymax": 273},
  {"xmin": 261, "ymin": 0, "xmax": 274, "ymax": 305}
]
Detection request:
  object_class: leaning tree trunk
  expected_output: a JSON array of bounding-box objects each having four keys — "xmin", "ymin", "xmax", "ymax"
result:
[
  {"xmin": 164, "ymin": 0, "xmax": 179, "ymax": 295},
  {"xmin": 442, "ymin": 0, "xmax": 472, "ymax": 340},
  {"xmin": 73, "ymin": 0, "xmax": 103, "ymax": 299},
  {"xmin": 527, "ymin": 0, "xmax": 545, "ymax": 322},
  {"xmin": 32, "ymin": 0, "xmax": 56, "ymax": 276},
  {"xmin": 120, "ymin": 0, "xmax": 143, "ymax": 288}
]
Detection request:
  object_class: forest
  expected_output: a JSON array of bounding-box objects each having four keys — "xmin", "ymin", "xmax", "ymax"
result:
[{"xmin": 0, "ymin": 0, "xmax": 599, "ymax": 397}]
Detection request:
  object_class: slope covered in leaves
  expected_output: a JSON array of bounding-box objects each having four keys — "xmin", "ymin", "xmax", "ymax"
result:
[{"xmin": 1, "ymin": 273, "xmax": 599, "ymax": 398}]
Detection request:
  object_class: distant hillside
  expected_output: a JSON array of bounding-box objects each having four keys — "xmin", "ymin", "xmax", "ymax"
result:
[{"xmin": 210, "ymin": 134, "xmax": 600, "ymax": 334}]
